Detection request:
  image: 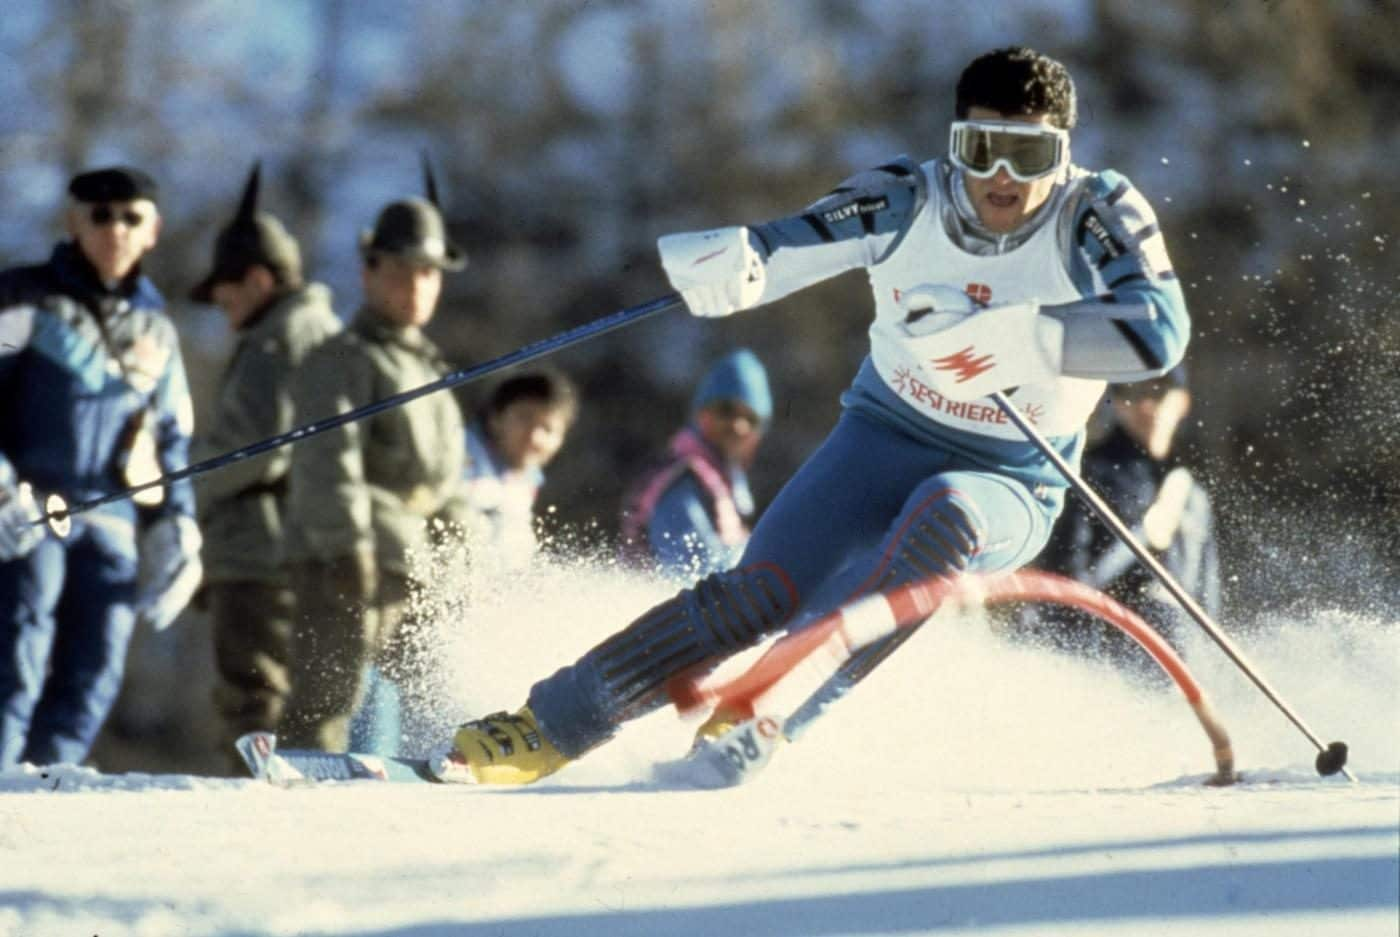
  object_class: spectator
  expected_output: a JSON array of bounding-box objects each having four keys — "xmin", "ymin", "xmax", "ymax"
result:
[
  {"xmin": 348, "ymin": 368, "xmax": 579, "ymax": 754},
  {"xmin": 0, "ymin": 166, "xmax": 200, "ymax": 767},
  {"xmin": 619, "ymin": 348, "xmax": 772, "ymax": 578},
  {"xmin": 279, "ymin": 178, "xmax": 473, "ymax": 753},
  {"xmin": 462, "ymin": 369, "xmax": 580, "ymax": 571},
  {"xmin": 1018, "ymin": 365, "xmax": 1220, "ymax": 675},
  {"xmin": 188, "ymin": 164, "xmax": 341, "ymax": 772}
]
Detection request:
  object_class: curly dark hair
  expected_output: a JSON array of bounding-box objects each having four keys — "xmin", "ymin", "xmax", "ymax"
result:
[{"xmin": 955, "ymin": 47, "xmax": 1077, "ymax": 130}]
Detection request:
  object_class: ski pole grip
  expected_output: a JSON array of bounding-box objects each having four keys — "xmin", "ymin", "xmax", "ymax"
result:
[{"xmin": 44, "ymin": 493, "xmax": 72, "ymax": 538}]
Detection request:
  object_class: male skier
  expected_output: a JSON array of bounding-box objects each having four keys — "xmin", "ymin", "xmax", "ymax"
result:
[{"xmin": 433, "ymin": 46, "xmax": 1189, "ymax": 784}]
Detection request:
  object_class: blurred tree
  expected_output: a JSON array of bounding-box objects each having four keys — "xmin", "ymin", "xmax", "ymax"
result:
[
  {"xmin": 7, "ymin": 0, "xmax": 1382, "ymax": 775},
  {"xmin": 0, "ymin": 0, "xmax": 1392, "ymax": 618},
  {"xmin": 1092, "ymin": 0, "xmax": 1399, "ymax": 609}
]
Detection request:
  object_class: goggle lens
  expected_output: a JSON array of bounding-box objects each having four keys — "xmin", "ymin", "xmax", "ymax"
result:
[{"xmin": 950, "ymin": 122, "xmax": 1066, "ymax": 181}]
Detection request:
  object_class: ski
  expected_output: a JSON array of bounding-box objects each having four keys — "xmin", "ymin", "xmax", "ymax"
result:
[
  {"xmin": 236, "ymin": 726, "xmax": 781, "ymax": 790},
  {"xmin": 235, "ymin": 732, "xmax": 442, "ymax": 784},
  {"xmin": 653, "ymin": 715, "xmax": 785, "ymax": 789}
]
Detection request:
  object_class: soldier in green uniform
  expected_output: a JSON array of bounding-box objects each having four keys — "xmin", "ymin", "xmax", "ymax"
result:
[
  {"xmin": 189, "ymin": 165, "xmax": 342, "ymax": 772},
  {"xmin": 280, "ymin": 191, "xmax": 471, "ymax": 752}
]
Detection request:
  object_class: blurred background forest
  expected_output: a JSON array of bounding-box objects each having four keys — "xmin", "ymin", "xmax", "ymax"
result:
[{"xmin": 1, "ymin": 1, "xmax": 1396, "ymax": 771}]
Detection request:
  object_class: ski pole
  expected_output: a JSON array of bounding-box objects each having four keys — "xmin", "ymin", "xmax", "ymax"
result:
[
  {"xmin": 989, "ymin": 390, "xmax": 1354, "ymax": 782},
  {"xmin": 35, "ymin": 292, "xmax": 685, "ymax": 529}
]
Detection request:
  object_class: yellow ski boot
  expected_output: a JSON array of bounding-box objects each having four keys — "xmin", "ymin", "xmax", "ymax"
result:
[
  {"xmin": 683, "ymin": 703, "xmax": 784, "ymax": 787},
  {"xmin": 690, "ymin": 704, "xmax": 751, "ymax": 753},
  {"xmin": 430, "ymin": 707, "xmax": 570, "ymax": 785}
]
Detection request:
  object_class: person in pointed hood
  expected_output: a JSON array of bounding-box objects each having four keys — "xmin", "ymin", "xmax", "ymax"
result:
[
  {"xmin": 281, "ymin": 154, "xmax": 474, "ymax": 755},
  {"xmin": 190, "ymin": 163, "xmax": 304, "ymax": 309},
  {"xmin": 188, "ymin": 162, "xmax": 343, "ymax": 774}
]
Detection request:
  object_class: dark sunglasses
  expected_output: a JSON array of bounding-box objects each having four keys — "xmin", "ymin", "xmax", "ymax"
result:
[{"xmin": 89, "ymin": 205, "xmax": 148, "ymax": 227}]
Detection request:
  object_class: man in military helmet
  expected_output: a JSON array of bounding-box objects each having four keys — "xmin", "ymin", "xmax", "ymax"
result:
[
  {"xmin": 280, "ymin": 176, "xmax": 473, "ymax": 753},
  {"xmin": 188, "ymin": 164, "xmax": 342, "ymax": 772}
]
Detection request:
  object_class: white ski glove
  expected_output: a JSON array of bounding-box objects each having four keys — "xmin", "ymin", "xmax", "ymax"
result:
[
  {"xmin": 0, "ymin": 481, "xmax": 45, "ymax": 562},
  {"xmin": 902, "ymin": 299, "xmax": 1063, "ymax": 402},
  {"xmin": 657, "ymin": 226, "xmax": 767, "ymax": 318},
  {"xmin": 134, "ymin": 514, "xmax": 203, "ymax": 631}
]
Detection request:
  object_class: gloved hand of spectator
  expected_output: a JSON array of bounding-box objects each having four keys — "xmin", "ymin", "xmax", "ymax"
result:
[
  {"xmin": 134, "ymin": 514, "xmax": 203, "ymax": 631},
  {"xmin": 658, "ymin": 226, "xmax": 767, "ymax": 318},
  {"xmin": 0, "ymin": 481, "xmax": 45, "ymax": 563}
]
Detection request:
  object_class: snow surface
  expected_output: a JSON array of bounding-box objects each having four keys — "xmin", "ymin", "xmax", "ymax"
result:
[{"xmin": 1, "ymin": 561, "xmax": 1396, "ymax": 936}]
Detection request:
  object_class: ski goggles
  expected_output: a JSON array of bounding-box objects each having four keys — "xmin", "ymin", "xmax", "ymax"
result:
[{"xmin": 949, "ymin": 120, "xmax": 1069, "ymax": 182}]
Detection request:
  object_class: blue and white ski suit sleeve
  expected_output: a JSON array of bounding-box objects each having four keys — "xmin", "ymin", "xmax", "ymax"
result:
[{"xmin": 745, "ymin": 156, "xmax": 1187, "ymax": 384}]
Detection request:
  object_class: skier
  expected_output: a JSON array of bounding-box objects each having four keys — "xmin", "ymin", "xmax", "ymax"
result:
[
  {"xmin": 433, "ymin": 46, "xmax": 1190, "ymax": 784},
  {"xmin": 619, "ymin": 348, "xmax": 772, "ymax": 578},
  {"xmin": 189, "ymin": 164, "xmax": 342, "ymax": 772},
  {"xmin": 0, "ymin": 166, "xmax": 201, "ymax": 767}
]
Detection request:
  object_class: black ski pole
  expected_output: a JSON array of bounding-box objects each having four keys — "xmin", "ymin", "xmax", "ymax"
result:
[
  {"xmin": 35, "ymin": 292, "xmax": 684, "ymax": 529},
  {"xmin": 990, "ymin": 390, "xmax": 1354, "ymax": 782}
]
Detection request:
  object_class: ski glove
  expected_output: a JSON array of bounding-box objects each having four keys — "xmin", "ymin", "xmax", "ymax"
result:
[
  {"xmin": 901, "ymin": 299, "xmax": 1063, "ymax": 402},
  {"xmin": 658, "ymin": 226, "xmax": 767, "ymax": 318},
  {"xmin": 0, "ymin": 481, "xmax": 44, "ymax": 562},
  {"xmin": 134, "ymin": 514, "xmax": 204, "ymax": 631}
]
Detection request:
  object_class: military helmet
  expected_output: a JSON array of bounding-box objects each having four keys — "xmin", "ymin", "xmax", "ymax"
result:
[
  {"xmin": 359, "ymin": 153, "xmax": 466, "ymax": 271},
  {"xmin": 191, "ymin": 163, "xmax": 302, "ymax": 302},
  {"xmin": 358, "ymin": 196, "xmax": 466, "ymax": 271}
]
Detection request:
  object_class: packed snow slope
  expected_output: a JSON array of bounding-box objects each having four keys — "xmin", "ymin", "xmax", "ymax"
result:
[{"xmin": 2, "ymin": 562, "xmax": 1396, "ymax": 937}]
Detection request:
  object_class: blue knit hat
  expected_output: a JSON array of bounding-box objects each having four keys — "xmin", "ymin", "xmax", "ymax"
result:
[{"xmin": 692, "ymin": 348, "xmax": 773, "ymax": 425}]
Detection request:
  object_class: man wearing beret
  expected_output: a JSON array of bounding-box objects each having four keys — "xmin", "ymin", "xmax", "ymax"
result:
[
  {"xmin": 188, "ymin": 164, "xmax": 341, "ymax": 772},
  {"xmin": 280, "ymin": 190, "xmax": 473, "ymax": 753},
  {"xmin": 0, "ymin": 166, "xmax": 201, "ymax": 767}
]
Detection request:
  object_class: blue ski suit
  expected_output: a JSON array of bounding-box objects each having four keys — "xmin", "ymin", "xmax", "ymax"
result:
[
  {"xmin": 533, "ymin": 156, "xmax": 1190, "ymax": 757},
  {"xmin": 0, "ymin": 242, "xmax": 194, "ymax": 766}
]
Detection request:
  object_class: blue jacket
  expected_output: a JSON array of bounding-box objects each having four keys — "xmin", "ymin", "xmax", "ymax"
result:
[
  {"xmin": 1027, "ymin": 425, "xmax": 1220, "ymax": 658},
  {"xmin": 751, "ymin": 158, "xmax": 1189, "ymax": 493},
  {"xmin": 0, "ymin": 242, "xmax": 194, "ymax": 549},
  {"xmin": 1040, "ymin": 426, "xmax": 1219, "ymax": 617},
  {"xmin": 619, "ymin": 425, "xmax": 754, "ymax": 578}
]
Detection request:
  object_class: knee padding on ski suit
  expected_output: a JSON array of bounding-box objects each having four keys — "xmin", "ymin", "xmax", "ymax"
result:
[
  {"xmin": 787, "ymin": 489, "xmax": 983, "ymax": 738},
  {"xmin": 529, "ymin": 563, "xmax": 798, "ymax": 758},
  {"xmin": 865, "ymin": 487, "xmax": 982, "ymax": 595}
]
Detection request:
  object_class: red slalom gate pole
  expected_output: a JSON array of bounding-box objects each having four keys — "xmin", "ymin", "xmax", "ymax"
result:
[
  {"xmin": 987, "ymin": 390, "xmax": 1352, "ymax": 782},
  {"xmin": 671, "ymin": 570, "xmax": 1237, "ymax": 785},
  {"xmin": 981, "ymin": 571, "xmax": 1235, "ymax": 785}
]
